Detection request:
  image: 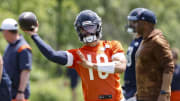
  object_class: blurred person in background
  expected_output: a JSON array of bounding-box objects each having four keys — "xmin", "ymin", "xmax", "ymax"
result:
[
  {"xmin": 0, "ymin": 53, "xmax": 12, "ymax": 101},
  {"xmin": 123, "ymin": 8, "xmax": 143, "ymax": 101},
  {"xmin": 64, "ymin": 68, "xmax": 79, "ymax": 101},
  {"xmin": 171, "ymin": 48, "xmax": 180, "ymax": 101},
  {"xmin": 0, "ymin": 18, "xmax": 32, "ymax": 101}
]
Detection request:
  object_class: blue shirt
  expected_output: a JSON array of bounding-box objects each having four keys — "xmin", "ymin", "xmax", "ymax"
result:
[
  {"xmin": 123, "ymin": 37, "xmax": 142, "ymax": 99},
  {"xmin": 0, "ymin": 67, "xmax": 11, "ymax": 87},
  {"xmin": 171, "ymin": 64, "xmax": 180, "ymax": 91},
  {"xmin": 0, "ymin": 68, "xmax": 12, "ymax": 101},
  {"xmin": 3, "ymin": 35, "xmax": 32, "ymax": 99}
]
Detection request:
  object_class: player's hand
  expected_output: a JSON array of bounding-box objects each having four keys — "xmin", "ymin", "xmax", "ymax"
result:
[
  {"xmin": 77, "ymin": 50, "xmax": 95, "ymax": 69},
  {"xmin": 157, "ymin": 94, "xmax": 170, "ymax": 101},
  {"xmin": 24, "ymin": 26, "xmax": 38, "ymax": 36},
  {"xmin": 16, "ymin": 93, "xmax": 25, "ymax": 101}
]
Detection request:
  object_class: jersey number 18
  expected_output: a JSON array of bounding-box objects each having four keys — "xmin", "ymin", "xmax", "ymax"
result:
[{"xmin": 87, "ymin": 54, "xmax": 109, "ymax": 80}]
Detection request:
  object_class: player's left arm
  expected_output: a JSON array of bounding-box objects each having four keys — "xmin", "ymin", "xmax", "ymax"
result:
[
  {"xmin": 111, "ymin": 52, "xmax": 127, "ymax": 73},
  {"xmin": 110, "ymin": 41, "xmax": 127, "ymax": 73},
  {"xmin": 16, "ymin": 49, "xmax": 32, "ymax": 101}
]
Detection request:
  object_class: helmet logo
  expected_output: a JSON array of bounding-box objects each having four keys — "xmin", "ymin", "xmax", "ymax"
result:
[
  {"xmin": 137, "ymin": 8, "xmax": 146, "ymax": 15},
  {"xmin": 82, "ymin": 21, "xmax": 93, "ymax": 26}
]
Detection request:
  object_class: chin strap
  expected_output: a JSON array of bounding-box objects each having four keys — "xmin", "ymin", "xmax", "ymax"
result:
[{"xmin": 83, "ymin": 35, "xmax": 97, "ymax": 43}]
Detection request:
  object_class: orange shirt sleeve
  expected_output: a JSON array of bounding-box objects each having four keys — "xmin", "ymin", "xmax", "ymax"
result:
[{"xmin": 111, "ymin": 40, "xmax": 124, "ymax": 54}]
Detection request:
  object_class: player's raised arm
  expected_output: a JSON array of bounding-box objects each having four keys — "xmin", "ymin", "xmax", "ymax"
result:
[
  {"xmin": 19, "ymin": 12, "xmax": 69, "ymax": 65},
  {"xmin": 26, "ymin": 28, "xmax": 69, "ymax": 65}
]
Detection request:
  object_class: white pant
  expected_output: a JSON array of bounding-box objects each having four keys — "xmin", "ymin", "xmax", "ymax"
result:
[{"xmin": 125, "ymin": 96, "xmax": 136, "ymax": 101}]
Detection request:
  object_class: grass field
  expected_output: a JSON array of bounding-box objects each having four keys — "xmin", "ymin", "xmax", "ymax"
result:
[
  {"xmin": 29, "ymin": 68, "xmax": 124, "ymax": 101},
  {"xmin": 30, "ymin": 78, "xmax": 84, "ymax": 101}
]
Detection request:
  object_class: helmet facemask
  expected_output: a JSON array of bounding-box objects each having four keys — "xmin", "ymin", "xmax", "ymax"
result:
[
  {"xmin": 76, "ymin": 20, "xmax": 102, "ymax": 43},
  {"xmin": 74, "ymin": 10, "xmax": 102, "ymax": 44},
  {"xmin": 126, "ymin": 20, "xmax": 138, "ymax": 34}
]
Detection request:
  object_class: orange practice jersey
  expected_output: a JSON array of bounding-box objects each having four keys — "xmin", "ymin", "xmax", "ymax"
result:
[{"xmin": 66, "ymin": 40, "xmax": 124, "ymax": 101}]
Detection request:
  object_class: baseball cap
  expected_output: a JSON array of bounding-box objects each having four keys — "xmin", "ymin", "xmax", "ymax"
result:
[{"xmin": 0, "ymin": 18, "xmax": 18, "ymax": 31}]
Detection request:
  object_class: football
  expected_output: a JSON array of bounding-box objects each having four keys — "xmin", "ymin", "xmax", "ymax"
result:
[{"xmin": 18, "ymin": 12, "xmax": 38, "ymax": 31}]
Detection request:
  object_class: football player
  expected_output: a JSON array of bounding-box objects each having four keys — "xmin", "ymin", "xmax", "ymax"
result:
[
  {"xmin": 171, "ymin": 48, "xmax": 180, "ymax": 101},
  {"xmin": 23, "ymin": 10, "xmax": 127, "ymax": 101},
  {"xmin": 123, "ymin": 8, "xmax": 144, "ymax": 101}
]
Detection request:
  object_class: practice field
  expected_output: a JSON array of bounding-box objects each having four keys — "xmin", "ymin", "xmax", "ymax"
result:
[
  {"xmin": 30, "ymin": 77, "xmax": 84, "ymax": 101},
  {"xmin": 29, "ymin": 68, "xmax": 124, "ymax": 101}
]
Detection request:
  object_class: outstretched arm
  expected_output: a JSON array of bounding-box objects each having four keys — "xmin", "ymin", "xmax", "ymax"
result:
[
  {"xmin": 31, "ymin": 35, "xmax": 68, "ymax": 65},
  {"xmin": 24, "ymin": 27, "xmax": 68, "ymax": 65}
]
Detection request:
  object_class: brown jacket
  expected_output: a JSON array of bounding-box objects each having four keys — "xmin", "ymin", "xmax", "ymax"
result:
[{"xmin": 136, "ymin": 29, "xmax": 174, "ymax": 101}]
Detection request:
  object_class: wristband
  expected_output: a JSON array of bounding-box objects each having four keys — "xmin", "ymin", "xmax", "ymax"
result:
[
  {"xmin": 17, "ymin": 90, "xmax": 24, "ymax": 94},
  {"xmin": 97, "ymin": 62, "xmax": 115, "ymax": 73},
  {"xmin": 160, "ymin": 90, "xmax": 170, "ymax": 95}
]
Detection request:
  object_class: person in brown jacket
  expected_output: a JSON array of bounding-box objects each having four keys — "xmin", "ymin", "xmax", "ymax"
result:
[{"xmin": 128, "ymin": 8, "xmax": 174, "ymax": 101}]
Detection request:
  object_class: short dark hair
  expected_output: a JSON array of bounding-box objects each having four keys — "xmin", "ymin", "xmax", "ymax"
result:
[{"xmin": 8, "ymin": 30, "xmax": 18, "ymax": 34}]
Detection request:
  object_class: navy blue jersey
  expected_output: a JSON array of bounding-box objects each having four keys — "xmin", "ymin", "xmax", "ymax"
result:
[
  {"xmin": 3, "ymin": 35, "xmax": 32, "ymax": 99},
  {"xmin": 171, "ymin": 64, "xmax": 180, "ymax": 91},
  {"xmin": 0, "ymin": 68, "xmax": 12, "ymax": 101},
  {"xmin": 123, "ymin": 37, "xmax": 142, "ymax": 99},
  {"xmin": 1, "ymin": 68, "xmax": 11, "ymax": 86}
]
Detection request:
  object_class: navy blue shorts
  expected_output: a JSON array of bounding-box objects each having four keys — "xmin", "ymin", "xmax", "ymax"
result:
[
  {"xmin": 0, "ymin": 79, "xmax": 12, "ymax": 101},
  {"xmin": 123, "ymin": 85, "xmax": 136, "ymax": 99}
]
